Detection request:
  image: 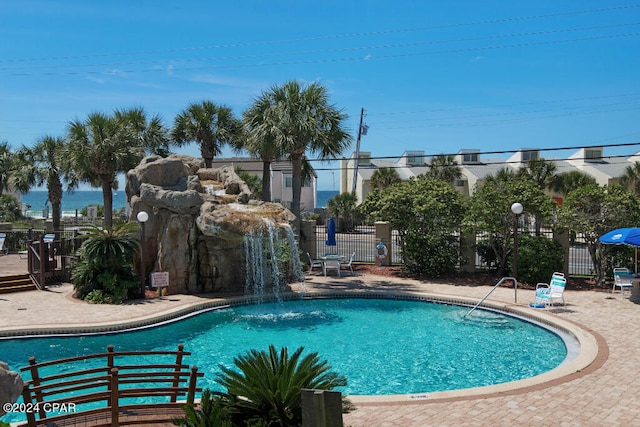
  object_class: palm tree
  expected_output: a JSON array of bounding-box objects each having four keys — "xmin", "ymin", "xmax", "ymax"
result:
[
  {"xmin": 553, "ymin": 170, "xmax": 597, "ymax": 197},
  {"xmin": 243, "ymin": 97, "xmax": 284, "ymax": 201},
  {"xmin": 172, "ymin": 101, "xmax": 241, "ymax": 168},
  {"xmin": 370, "ymin": 167, "xmax": 401, "ymax": 190},
  {"xmin": 215, "ymin": 345, "xmax": 347, "ymax": 427},
  {"xmin": 68, "ymin": 108, "xmax": 166, "ymax": 228},
  {"xmin": 246, "ymin": 81, "xmax": 351, "ymax": 234},
  {"xmin": 0, "ymin": 141, "xmax": 17, "ymax": 196},
  {"xmin": 14, "ymin": 136, "xmax": 72, "ymax": 231},
  {"xmin": 517, "ymin": 158, "xmax": 557, "ymax": 192},
  {"xmin": 517, "ymin": 158, "xmax": 557, "ymax": 235},
  {"xmin": 619, "ymin": 161, "xmax": 640, "ymax": 196},
  {"xmin": 427, "ymin": 154, "xmax": 462, "ymax": 184}
]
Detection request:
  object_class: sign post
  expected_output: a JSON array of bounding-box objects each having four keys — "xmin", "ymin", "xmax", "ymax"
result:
[{"xmin": 151, "ymin": 272, "xmax": 169, "ymax": 296}]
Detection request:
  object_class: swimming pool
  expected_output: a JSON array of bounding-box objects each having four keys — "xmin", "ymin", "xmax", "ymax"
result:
[{"xmin": 2, "ymin": 295, "xmax": 571, "ymax": 406}]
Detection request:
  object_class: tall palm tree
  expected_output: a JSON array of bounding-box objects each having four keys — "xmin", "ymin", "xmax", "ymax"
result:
[
  {"xmin": 172, "ymin": 100, "xmax": 241, "ymax": 168},
  {"xmin": 246, "ymin": 81, "xmax": 351, "ymax": 233},
  {"xmin": 619, "ymin": 161, "xmax": 640, "ymax": 196},
  {"xmin": 14, "ymin": 136, "xmax": 72, "ymax": 231},
  {"xmin": 370, "ymin": 167, "xmax": 401, "ymax": 190},
  {"xmin": 427, "ymin": 154, "xmax": 462, "ymax": 184},
  {"xmin": 243, "ymin": 97, "xmax": 284, "ymax": 201},
  {"xmin": 68, "ymin": 108, "xmax": 166, "ymax": 228}
]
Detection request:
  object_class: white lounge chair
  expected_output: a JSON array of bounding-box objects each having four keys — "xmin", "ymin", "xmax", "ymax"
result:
[
  {"xmin": 340, "ymin": 252, "xmax": 355, "ymax": 275},
  {"xmin": 535, "ymin": 273, "xmax": 566, "ymax": 307},
  {"xmin": 613, "ymin": 267, "xmax": 634, "ymax": 298},
  {"xmin": 306, "ymin": 252, "xmax": 323, "ymax": 275},
  {"xmin": 0, "ymin": 233, "xmax": 8, "ymax": 255}
]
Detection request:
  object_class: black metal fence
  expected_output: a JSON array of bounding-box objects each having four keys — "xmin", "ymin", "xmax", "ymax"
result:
[
  {"xmin": 316, "ymin": 224, "xmax": 595, "ymax": 276},
  {"xmin": 313, "ymin": 225, "xmax": 403, "ymax": 264}
]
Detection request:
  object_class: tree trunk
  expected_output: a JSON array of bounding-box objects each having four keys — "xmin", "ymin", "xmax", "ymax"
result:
[
  {"xmin": 48, "ymin": 179, "xmax": 63, "ymax": 232},
  {"xmin": 261, "ymin": 160, "xmax": 272, "ymax": 202},
  {"xmin": 101, "ymin": 177, "xmax": 114, "ymax": 228}
]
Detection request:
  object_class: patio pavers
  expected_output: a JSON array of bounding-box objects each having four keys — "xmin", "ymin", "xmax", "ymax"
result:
[{"xmin": 1, "ymin": 261, "xmax": 638, "ymax": 426}]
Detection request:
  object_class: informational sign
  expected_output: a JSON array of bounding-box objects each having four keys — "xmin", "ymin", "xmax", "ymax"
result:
[{"xmin": 151, "ymin": 272, "xmax": 169, "ymax": 288}]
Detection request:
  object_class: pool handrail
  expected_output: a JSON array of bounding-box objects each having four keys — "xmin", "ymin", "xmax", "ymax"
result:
[{"xmin": 465, "ymin": 276, "xmax": 518, "ymax": 317}]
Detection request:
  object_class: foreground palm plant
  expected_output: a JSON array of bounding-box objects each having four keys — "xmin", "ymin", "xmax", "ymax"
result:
[{"xmin": 215, "ymin": 345, "xmax": 347, "ymax": 427}]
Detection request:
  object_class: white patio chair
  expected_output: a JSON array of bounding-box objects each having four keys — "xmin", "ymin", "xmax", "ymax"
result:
[
  {"xmin": 323, "ymin": 259, "xmax": 341, "ymax": 277},
  {"xmin": 613, "ymin": 268, "xmax": 634, "ymax": 298},
  {"xmin": 340, "ymin": 252, "xmax": 356, "ymax": 275},
  {"xmin": 0, "ymin": 233, "xmax": 8, "ymax": 255},
  {"xmin": 306, "ymin": 252, "xmax": 323, "ymax": 275},
  {"xmin": 535, "ymin": 273, "xmax": 566, "ymax": 307}
]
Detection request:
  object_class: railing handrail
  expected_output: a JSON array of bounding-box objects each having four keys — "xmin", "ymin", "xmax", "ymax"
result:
[
  {"xmin": 20, "ymin": 344, "xmax": 202, "ymax": 427},
  {"xmin": 465, "ymin": 276, "xmax": 518, "ymax": 317}
]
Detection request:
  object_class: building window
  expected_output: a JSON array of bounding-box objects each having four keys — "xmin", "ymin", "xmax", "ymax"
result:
[
  {"xmin": 522, "ymin": 150, "xmax": 539, "ymax": 162},
  {"xmin": 454, "ymin": 179, "xmax": 466, "ymax": 187},
  {"xmin": 407, "ymin": 155, "xmax": 424, "ymax": 165},
  {"xmin": 284, "ymin": 176, "xmax": 312, "ymax": 187},
  {"xmin": 585, "ymin": 149, "xmax": 602, "ymax": 161},
  {"xmin": 463, "ymin": 153, "xmax": 479, "ymax": 163}
]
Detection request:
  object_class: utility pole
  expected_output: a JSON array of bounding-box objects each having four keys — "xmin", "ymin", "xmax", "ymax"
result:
[{"xmin": 351, "ymin": 108, "xmax": 366, "ymax": 194}]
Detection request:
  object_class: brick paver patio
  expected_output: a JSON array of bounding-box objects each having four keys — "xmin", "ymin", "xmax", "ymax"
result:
[{"xmin": 1, "ymin": 254, "xmax": 638, "ymax": 426}]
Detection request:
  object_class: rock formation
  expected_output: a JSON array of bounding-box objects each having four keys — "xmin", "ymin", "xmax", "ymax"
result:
[
  {"xmin": 0, "ymin": 361, "xmax": 23, "ymax": 416},
  {"xmin": 126, "ymin": 155, "xmax": 301, "ymax": 295}
]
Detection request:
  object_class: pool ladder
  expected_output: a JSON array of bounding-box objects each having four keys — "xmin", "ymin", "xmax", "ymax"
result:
[{"xmin": 464, "ymin": 277, "xmax": 517, "ymax": 317}]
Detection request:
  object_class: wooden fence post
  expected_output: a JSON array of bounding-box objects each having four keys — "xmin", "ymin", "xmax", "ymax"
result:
[
  {"xmin": 110, "ymin": 367, "xmax": 119, "ymax": 427},
  {"xmin": 27, "ymin": 357, "xmax": 47, "ymax": 420},
  {"xmin": 187, "ymin": 366, "xmax": 198, "ymax": 405},
  {"xmin": 171, "ymin": 344, "xmax": 185, "ymax": 402}
]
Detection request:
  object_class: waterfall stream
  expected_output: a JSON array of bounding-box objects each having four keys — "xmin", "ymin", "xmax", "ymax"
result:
[{"xmin": 242, "ymin": 220, "xmax": 304, "ymax": 302}]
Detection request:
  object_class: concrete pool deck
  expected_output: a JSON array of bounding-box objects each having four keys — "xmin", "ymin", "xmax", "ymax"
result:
[{"xmin": 0, "ymin": 258, "xmax": 638, "ymax": 426}]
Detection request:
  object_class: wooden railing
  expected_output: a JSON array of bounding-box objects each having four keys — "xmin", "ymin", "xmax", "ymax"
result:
[{"xmin": 19, "ymin": 344, "xmax": 203, "ymax": 427}]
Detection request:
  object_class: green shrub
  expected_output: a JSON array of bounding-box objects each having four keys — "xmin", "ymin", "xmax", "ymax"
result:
[
  {"xmin": 71, "ymin": 222, "xmax": 140, "ymax": 303},
  {"xmin": 510, "ymin": 234, "xmax": 564, "ymax": 285},
  {"xmin": 0, "ymin": 194, "xmax": 21, "ymax": 221},
  {"xmin": 404, "ymin": 233, "xmax": 460, "ymax": 276}
]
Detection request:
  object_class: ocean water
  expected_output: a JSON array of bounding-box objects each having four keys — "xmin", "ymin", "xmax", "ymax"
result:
[
  {"xmin": 19, "ymin": 190, "xmax": 126, "ymax": 217},
  {"xmin": 317, "ymin": 190, "xmax": 338, "ymax": 208},
  {"xmin": 17, "ymin": 190, "xmax": 338, "ymax": 217}
]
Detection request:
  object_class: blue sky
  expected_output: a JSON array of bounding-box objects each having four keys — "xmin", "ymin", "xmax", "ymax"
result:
[{"xmin": 1, "ymin": 1, "xmax": 639, "ymax": 191}]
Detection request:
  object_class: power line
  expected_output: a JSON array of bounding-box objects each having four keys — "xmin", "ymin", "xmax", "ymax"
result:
[
  {"xmin": 3, "ymin": 22, "xmax": 638, "ymax": 73},
  {"xmin": 3, "ymin": 4, "xmax": 638, "ymax": 65}
]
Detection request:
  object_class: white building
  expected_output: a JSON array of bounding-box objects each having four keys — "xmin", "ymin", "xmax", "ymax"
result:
[
  {"xmin": 342, "ymin": 147, "xmax": 635, "ymax": 204},
  {"xmin": 209, "ymin": 158, "xmax": 317, "ymax": 212}
]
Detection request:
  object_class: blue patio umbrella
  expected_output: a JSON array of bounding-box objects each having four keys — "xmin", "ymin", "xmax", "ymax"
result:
[
  {"xmin": 599, "ymin": 227, "xmax": 640, "ymax": 273},
  {"xmin": 599, "ymin": 228, "xmax": 640, "ymax": 246},
  {"xmin": 326, "ymin": 217, "xmax": 337, "ymax": 252}
]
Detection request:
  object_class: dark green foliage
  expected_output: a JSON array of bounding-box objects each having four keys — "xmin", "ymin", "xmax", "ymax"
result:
[
  {"xmin": 557, "ymin": 184, "xmax": 640, "ymax": 284},
  {"xmin": 215, "ymin": 345, "xmax": 347, "ymax": 427},
  {"xmin": 172, "ymin": 389, "xmax": 231, "ymax": 427},
  {"xmin": 327, "ymin": 192, "xmax": 358, "ymax": 232},
  {"xmin": 404, "ymin": 233, "xmax": 459, "ymax": 276},
  {"xmin": 510, "ymin": 234, "xmax": 564, "ymax": 285},
  {"xmin": 0, "ymin": 194, "xmax": 21, "ymax": 221},
  {"xmin": 360, "ymin": 176, "xmax": 466, "ymax": 275},
  {"xmin": 71, "ymin": 222, "xmax": 140, "ymax": 303}
]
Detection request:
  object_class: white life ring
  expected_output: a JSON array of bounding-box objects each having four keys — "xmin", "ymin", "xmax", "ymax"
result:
[{"xmin": 376, "ymin": 243, "xmax": 388, "ymax": 259}]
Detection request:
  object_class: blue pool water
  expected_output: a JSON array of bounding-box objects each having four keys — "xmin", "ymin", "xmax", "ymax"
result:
[{"xmin": 1, "ymin": 297, "xmax": 567, "ymax": 423}]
